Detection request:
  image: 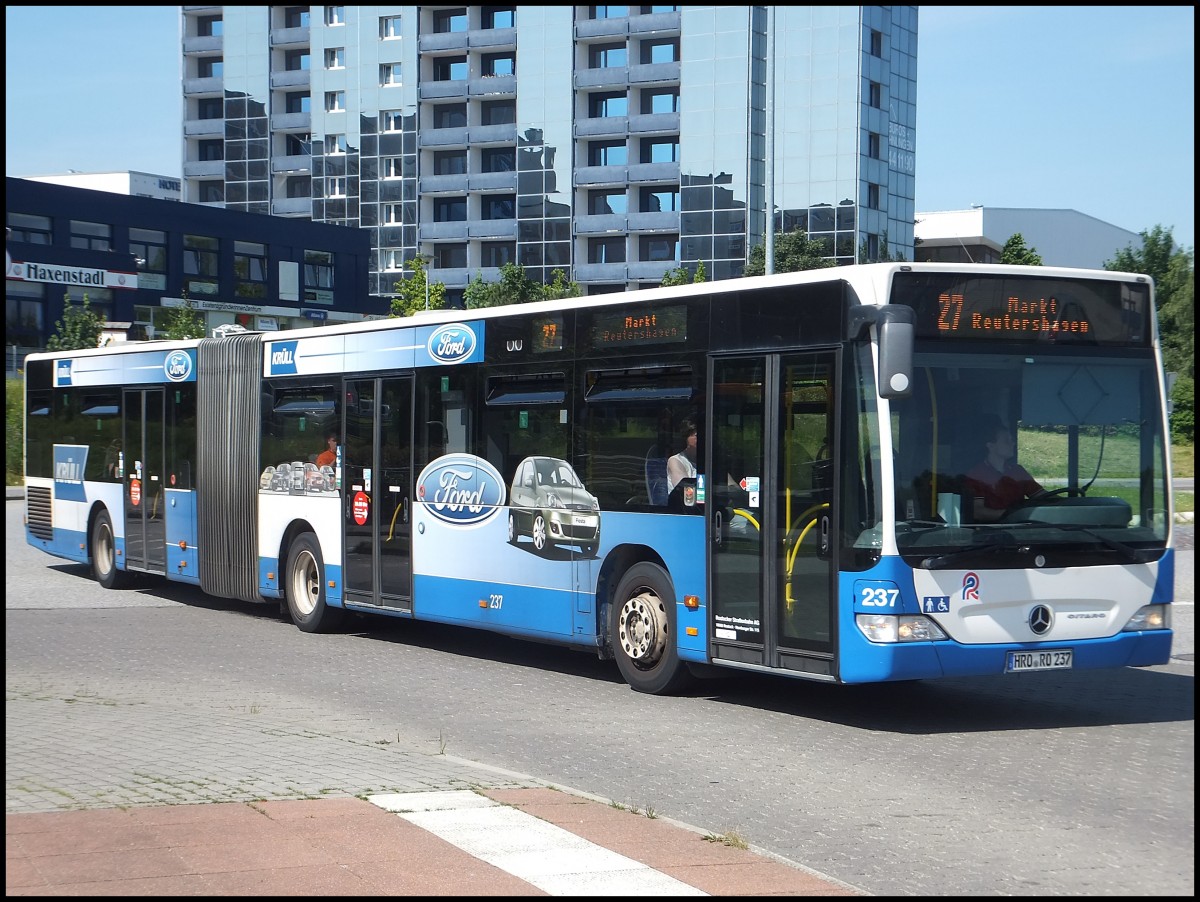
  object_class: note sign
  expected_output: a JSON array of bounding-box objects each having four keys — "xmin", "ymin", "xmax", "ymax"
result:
[
  {"xmin": 893, "ymin": 272, "xmax": 1150, "ymax": 346},
  {"xmin": 591, "ymin": 305, "xmax": 687, "ymax": 348}
]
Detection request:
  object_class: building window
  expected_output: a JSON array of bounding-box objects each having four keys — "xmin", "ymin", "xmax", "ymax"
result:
[
  {"xmin": 434, "ymin": 150, "xmax": 467, "ymax": 174},
  {"xmin": 327, "ymin": 176, "xmax": 348, "ymax": 197},
  {"xmin": 234, "ymin": 241, "xmax": 268, "ymax": 299},
  {"xmin": 198, "ymin": 181, "xmax": 224, "ymax": 203},
  {"xmin": 434, "ymin": 244, "xmax": 468, "ymax": 268},
  {"xmin": 382, "ymin": 249, "xmax": 405, "ymax": 271},
  {"xmin": 868, "ymin": 132, "xmax": 881, "ymax": 160},
  {"xmin": 870, "ymin": 28, "xmax": 883, "ymax": 57},
  {"xmin": 69, "ymin": 220, "xmax": 111, "ymax": 252},
  {"xmin": 641, "ymin": 88, "xmax": 678, "ymax": 114},
  {"xmin": 869, "ymin": 81, "xmax": 881, "ymax": 109},
  {"xmin": 183, "ymin": 234, "xmax": 219, "ymax": 295},
  {"xmin": 382, "ymin": 156, "xmax": 403, "ymax": 179},
  {"xmin": 325, "ymin": 91, "xmax": 345, "ymax": 112},
  {"xmin": 286, "ymin": 174, "xmax": 312, "ymax": 200},
  {"xmin": 383, "ymin": 203, "xmax": 403, "ymax": 224},
  {"xmin": 481, "ymin": 147, "xmax": 515, "ymax": 172},
  {"xmin": 197, "ymin": 139, "xmax": 223, "ymax": 161},
  {"xmin": 590, "ymin": 43, "xmax": 627, "ymax": 68},
  {"xmin": 480, "ymin": 100, "xmax": 515, "ymax": 125},
  {"xmin": 285, "ymin": 133, "xmax": 311, "ymax": 156},
  {"xmin": 304, "ymin": 250, "xmax": 335, "ymax": 291},
  {"xmin": 325, "ymin": 134, "xmax": 348, "ymax": 155},
  {"xmin": 589, "ymin": 189, "xmax": 627, "ymax": 215},
  {"xmin": 641, "ymin": 38, "xmax": 678, "ymax": 63},
  {"xmin": 380, "ymin": 63, "xmax": 403, "ymax": 86},
  {"xmin": 433, "ymin": 103, "xmax": 467, "ymax": 129},
  {"xmin": 589, "ymin": 237, "xmax": 625, "ymax": 264},
  {"xmin": 198, "ymin": 97, "xmax": 222, "ymax": 119},
  {"xmin": 7, "ymin": 212, "xmax": 52, "ymax": 244},
  {"xmin": 592, "ymin": 6, "xmax": 629, "ymax": 19},
  {"xmin": 483, "ymin": 6, "xmax": 515, "ymax": 28},
  {"xmin": 324, "ymin": 6, "xmax": 345, "ymax": 26},
  {"xmin": 433, "ymin": 8, "xmax": 468, "ymax": 33},
  {"xmin": 380, "ymin": 15, "xmax": 401, "ymax": 38},
  {"xmin": 198, "ymin": 57, "xmax": 223, "ymax": 78},
  {"xmin": 6, "ymin": 282, "xmax": 45, "ymax": 348},
  {"xmin": 482, "ymin": 52, "xmax": 515, "ymax": 76},
  {"xmin": 198, "ymin": 14, "xmax": 222, "ymax": 36},
  {"xmin": 433, "ymin": 56, "xmax": 468, "ymax": 81},
  {"xmin": 481, "ymin": 241, "xmax": 515, "ymax": 266},
  {"xmin": 285, "ymin": 49, "xmax": 310, "ymax": 71},
  {"xmin": 640, "ymin": 187, "xmax": 679, "ymax": 212},
  {"xmin": 324, "ymin": 47, "xmax": 345, "ymax": 69},
  {"xmin": 380, "ymin": 110, "xmax": 404, "ymax": 132},
  {"xmin": 867, "ymin": 183, "xmax": 880, "ymax": 210},
  {"xmin": 589, "ymin": 91, "xmax": 628, "ymax": 118},
  {"xmin": 434, "ymin": 197, "xmax": 467, "ymax": 222},
  {"xmin": 640, "ymin": 138, "xmax": 678, "ymax": 163},
  {"xmin": 482, "ymin": 194, "xmax": 515, "ymax": 220},
  {"xmin": 130, "ymin": 228, "xmax": 168, "ymax": 274},
  {"xmin": 588, "ymin": 140, "xmax": 627, "ymax": 166},
  {"xmin": 283, "ymin": 7, "xmax": 308, "ymax": 27},
  {"xmin": 285, "ymin": 91, "xmax": 310, "ymax": 113},
  {"xmin": 639, "ymin": 234, "xmax": 678, "ymax": 261}
]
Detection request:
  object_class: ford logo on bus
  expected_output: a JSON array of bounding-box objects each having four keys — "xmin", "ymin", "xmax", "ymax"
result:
[
  {"xmin": 416, "ymin": 453, "xmax": 506, "ymax": 527},
  {"xmin": 427, "ymin": 324, "xmax": 477, "ymax": 365},
  {"xmin": 164, "ymin": 350, "xmax": 193, "ymax": 382}
]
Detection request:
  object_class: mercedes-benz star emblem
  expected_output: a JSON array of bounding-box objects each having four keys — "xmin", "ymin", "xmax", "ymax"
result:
[{"xmin": 1028, "ymin": 605, "xmax": 1053, "ymax": 635}]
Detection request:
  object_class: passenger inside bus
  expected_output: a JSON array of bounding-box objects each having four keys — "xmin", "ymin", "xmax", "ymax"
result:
[
  {"xmin": 316, "ymin": 432, "xmax": 338, "ymax": 468},
  {"xmin": 963, "ymin": 417, "xmax": 1044, "ymax": 521}
]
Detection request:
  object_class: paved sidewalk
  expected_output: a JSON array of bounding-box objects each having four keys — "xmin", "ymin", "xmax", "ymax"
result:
[{"xmin": 7, "ymin": 788, "xmax": 860, "ymax": 896}]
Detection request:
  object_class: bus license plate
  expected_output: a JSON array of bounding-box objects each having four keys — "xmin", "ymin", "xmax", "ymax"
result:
[{"xmin": 1006, "ymin": 650, "xmax": 1073, "ymax": 672}]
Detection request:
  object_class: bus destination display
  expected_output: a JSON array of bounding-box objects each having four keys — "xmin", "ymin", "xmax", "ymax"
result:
[{"xmin": 591, "ymin": 305, "xmax": 687, "ymax": 348}]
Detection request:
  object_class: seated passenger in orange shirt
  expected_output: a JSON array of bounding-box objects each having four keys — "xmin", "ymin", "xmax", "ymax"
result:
[{"xmin": 316, "ymin": 433, "xmax": 338, "ymax": 468}]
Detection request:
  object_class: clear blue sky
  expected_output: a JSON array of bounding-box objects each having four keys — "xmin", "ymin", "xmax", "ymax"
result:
[{"xmin": 5, "ymin": 6, "xmax": 1194, "ymax": 251}]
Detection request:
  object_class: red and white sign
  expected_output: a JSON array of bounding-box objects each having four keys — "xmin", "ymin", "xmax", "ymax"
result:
[
  {"xmin": 130, "ymin": 478, "xmax": 142, "ymax": 506},
  {"xmin": 353, "ymin": 491, "xmax": 369, "ymax": 525}
]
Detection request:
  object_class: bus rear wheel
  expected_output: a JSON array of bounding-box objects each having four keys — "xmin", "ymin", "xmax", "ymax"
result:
[
  {"xmin": 285, "ymin": 532, "xmax": 343, "ymax": 633},
  {"xmin": 90, "ymin": 508, "xmax": 127, "ymax": 590},
  {"xmin": 609, "ymin": 562, "xmax": 692, "ymax": 695}
]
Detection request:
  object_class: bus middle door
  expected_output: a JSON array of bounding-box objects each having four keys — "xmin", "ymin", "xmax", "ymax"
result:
[
  {"xmin": 122, "ymin": 387, "xmax": 167, "ymax": 574},
  {"xmin": 343, "ymin": 376, "xmax": 414, "ymax": 612}
]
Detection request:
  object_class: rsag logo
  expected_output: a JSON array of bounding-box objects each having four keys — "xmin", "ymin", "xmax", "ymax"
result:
[
  {"xmin": 427, "ymin": 324, "xmax": 478, "ymax": 365},
  {"xmin": 55, "ymin": 359, "xmax": 73, "ymax": 386},
  {"xmin": 164, "ymin": 350, "xmax": 194, "ymax": 382},
  {"xmin": 269, "ymin": 340, "xmax": 299, "ymax": 375},
  {"xmin": 416, "ymin": 453, "xmax": 505, "ymax": 526}
]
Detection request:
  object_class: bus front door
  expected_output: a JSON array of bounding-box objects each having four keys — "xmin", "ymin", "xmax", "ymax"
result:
[
  {"xmin": 122, "ymin": 387, "xmax": 167, "ymax": 574},
  {"xmin": 709, "ymin": 353, "xmax": 837, "ymax": 677},
  {"xmin": 343, "ymin": 376, "xmax": 414, "ymax": 612}
]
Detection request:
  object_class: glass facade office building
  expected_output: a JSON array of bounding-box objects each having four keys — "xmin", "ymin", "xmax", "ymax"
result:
[{"xmin": 182, "ymin": 6, "xmax": 917, "ymax": 302}]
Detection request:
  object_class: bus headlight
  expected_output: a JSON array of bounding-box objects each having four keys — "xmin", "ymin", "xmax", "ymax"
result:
[
  {"xmin": 856, "ymin": 613, "xmax": 948, "ymax": 643},
  {"xmin": 1121, "ymin": 604, "xmax": 1170, "ymax": 631}
]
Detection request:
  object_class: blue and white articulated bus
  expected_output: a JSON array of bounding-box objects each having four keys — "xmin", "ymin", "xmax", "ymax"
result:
[{"xmin": 23, "ymin": 263, "xmax": 1173, "ymax": 693}]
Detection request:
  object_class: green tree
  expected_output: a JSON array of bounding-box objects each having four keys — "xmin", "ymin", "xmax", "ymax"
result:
[
  {"xmin": 160, "ymin": 292, "xmax": 207, "ymax": 340},
  {"xmin": 390, "ymin": 257, "xmax": 447, "ymax": 317},
  {"xmin": 999, "ymin": 233, "xmax": 1043, "ymax": 265},
  {"xmin": 744, "ymin": 229, "xmax": 836, "ymax": 276},
  {"xmin": 464, "ymin": 262, "xmax": 580, "ymax": 308},
  {"xmin": 660, "ymin": 260, "xmax": 708, "ymax": 286},
  {"xmin": 45, "ymin": 292, "xmax": 104, "ymax": 351},
  {"xmin": 1105, "ymin": 225, "xmax": 1194, "ymax": 442}
]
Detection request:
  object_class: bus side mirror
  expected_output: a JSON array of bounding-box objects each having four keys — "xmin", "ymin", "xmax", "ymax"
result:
[{"xmin": 877, "ymin": 306, "xmax": 914, "ymax": 399}]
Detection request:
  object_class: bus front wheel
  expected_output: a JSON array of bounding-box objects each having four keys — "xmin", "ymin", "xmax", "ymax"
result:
[
  {"xmin": 285, "ymin": 532, "xmax": 343, "ymax": 633},
  {"xmin": 609, "ymin": 562, "xmax": 692, "ymax": 695},
  {"xmin": 90, "ymin": 509, "xmax": 127, "ymax": 590}
]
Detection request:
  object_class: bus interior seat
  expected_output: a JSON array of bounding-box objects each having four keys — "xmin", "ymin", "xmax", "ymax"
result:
[{"xmin": 645, "ymin": 446, "xmax": 669, "ymax": 505}]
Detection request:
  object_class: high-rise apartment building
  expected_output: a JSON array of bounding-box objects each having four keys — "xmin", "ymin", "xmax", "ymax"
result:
[{"xmin": 181, "ymin": 5, "xmax": 917, "ymax": 304}]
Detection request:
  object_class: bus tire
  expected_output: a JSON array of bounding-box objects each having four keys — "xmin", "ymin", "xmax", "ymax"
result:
[
  {"xmin": 609, "ymin": 562, "xmax": 692, "ymax": 695},
  {"xmin": 285, "ymin": 532, "xmax": 343, "ymax": 633},
  {"xmin": 90, "ymin": 508, "xmax": 127, "ymax": 590}
]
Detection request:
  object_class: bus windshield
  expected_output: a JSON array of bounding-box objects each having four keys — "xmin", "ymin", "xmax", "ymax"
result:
[{"xmin": 888, "ymin": 346, "xmax": 1170, "ymax": 568}]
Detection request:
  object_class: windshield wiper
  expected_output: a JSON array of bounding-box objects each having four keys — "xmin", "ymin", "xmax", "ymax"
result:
[{"xmin": 1055, "ymin": 525, "xmax": 1159, "ymax": 564}]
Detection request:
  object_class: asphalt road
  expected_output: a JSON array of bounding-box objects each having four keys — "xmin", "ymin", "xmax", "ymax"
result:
[{"xmin": 6, "ymin": 497, "xmax": 1194, "ymax": 897}]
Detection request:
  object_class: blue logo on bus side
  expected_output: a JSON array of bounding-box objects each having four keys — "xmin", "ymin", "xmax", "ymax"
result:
[
  {"xmin": 164, "ymin": 350, "xmax": 193, "ymax": 382},
  {"xmin": 269, "ymin": 340, "xmax": 299, "ymax": 375},
  {"xmin": 427, "ymin": 324, "xmax": 477, "ymax": 365},
  {"xmin": 416, "ymin": 453, "xmax": 506, "ymax": 526}
]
